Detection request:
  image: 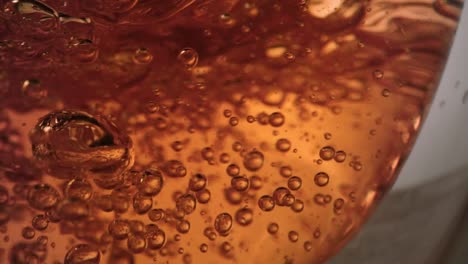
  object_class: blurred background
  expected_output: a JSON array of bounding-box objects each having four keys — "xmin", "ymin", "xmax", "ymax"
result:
[{"xmin": 330, "ymin": 4, "xmax": 468, "ymax": 264}]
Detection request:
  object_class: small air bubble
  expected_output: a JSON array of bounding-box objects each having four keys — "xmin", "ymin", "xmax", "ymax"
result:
[
  {"xmin": 171, "ymin": 141, "xmax": 184, "ymax": 152},
  {"xmin": 267, "ymin": 223, "xmax": 279, "ymax": 234},
  {"xmin": 258, "ymin": 195, "xmax": 275, "ymax": 211},
  {"xmin": 373, "ymin": 69, "xmax": 384, "ymax": 79},
  {"xmin": 22, "ymin": 226, "xmax": 35, "ymax": 239},
  {"xmin": 314, "ymin": 172, "xmax": 329, "ymax": 187},
  {"xmin": 226, "ymin": 164, "xmax": 240, "ymax": 177},
  {"xmin": 178, "ymin": 48, "xmax": 199, "ymax": 69},
  {"xmin": 334, "ymin": 151, "xmax": 346, "ymax": 163},
  {"xmin": 243, "ymin": 150, "xmax": 264, "ymax": 171},
  {"xmin": 22, "ymin": 79, "xmax": 47, "ymax": 100},
  {"xmin": 65, "ymin": 244, "xmax": 100, "ymax": 264},
  {"xmin": 304, "ymin": 241, "xmax": 313, "ymax": 252},
  {"xmin": 269, "ymin": 112, "xmax": 285, "ymax": 127},
  {"xmin": 276, "ymin": 138, "xmax": 291, "ymax": 152},
  {"xmin": 288, "ymin": 176, "xmax": 302, "ymax": 191},
  {"xmin": 235, "ymin": 207, "xmax": 253, "ymax": 226},
  {"xmin": 229, "ymin": 117, "xmax": 239, "ymax": 126},
  {"xmin": 319, "ymin": 146, "xmax": 335, "ymax": 160},
  {"xmin": 214, "ymin": 213, "xmax": 233, "ymax": 236},
  {"xmin": 280, "ymin": 166, "xmax": 293, "ymax": 178},
  {"xmin": 133, "ymin": 48, "xmax": 153, "ymax": 64},
  {"xmin": 382, "ymin": 89, "xmax": 391, "ymax": 97},
  {"xmin": 288, "ymin": 231, "xmax": 299, "ymax": 242},
  {"xmin": 231, "ymin": 176, "xmax": 250, "ymax": 192}
]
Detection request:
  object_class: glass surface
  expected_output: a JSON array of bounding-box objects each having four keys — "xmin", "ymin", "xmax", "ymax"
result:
[{"xmin": 0, "ymin": 0, "xmax": 462, "ymax": 263}]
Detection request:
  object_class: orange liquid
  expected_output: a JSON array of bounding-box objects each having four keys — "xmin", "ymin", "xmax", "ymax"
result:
[{"xmin": 0, "ymin": 0, "xmax": 461, "ymax": 263}]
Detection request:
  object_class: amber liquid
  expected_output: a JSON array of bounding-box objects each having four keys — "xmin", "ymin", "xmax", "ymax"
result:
[{"xmin": 0, "ymin": 0, "xmax": 462, "ymax": 263}]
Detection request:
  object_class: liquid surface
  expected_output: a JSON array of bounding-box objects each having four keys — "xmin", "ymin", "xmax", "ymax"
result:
[{"xmin": 0, "ymin": 0, "xmax": 462, "ymax": 263}]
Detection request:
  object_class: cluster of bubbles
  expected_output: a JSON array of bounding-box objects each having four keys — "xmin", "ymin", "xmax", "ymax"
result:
[{"xmin": 0, "ymin": 107, "xmax": 352, "ymax": 263}]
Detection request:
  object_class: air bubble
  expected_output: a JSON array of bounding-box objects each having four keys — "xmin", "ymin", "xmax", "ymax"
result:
[
  {"xmin": 204, "ymin": 227, "xmax": 217, "ymax": 241},
  {"xmin": 373, "ymin": 69, "xmax": 384, "ymax": 79},
  {"xmin": 334, "ymin": 151, "xmax": 347, "ymax": 163},
  {"xmin": 196, "ymin": 189, "xmax": 211, "ymax": 204},
  {"xmin": 214, "ymin": 213, "xmax": 233, "ymax": 236},
  {"xmin": 133, "ymin": 192, "xmax": 153, "ymax": 214},
  {"xmin": 133, "ymin": 48, "xmax": 153, "ymax": 64},
  {"xmin": 65, "ymin": 178, "xmax": 92, "ymax": 201},
  {"xmin": 219, "ymin": 13, "xmax": 236, "ymax": 26},
  {"xmin": 176, "ymin": 219, "xmax": 191, "ymax": 234},
  {"xmin": 178, "ymin": 48, "xmax": 199, "ymax": 69},
  {"xmin": 223, "ymin": 110, "xmax": 232, "ymax": 118},
  {"xmin": 282, "ymin": 193, "xmax": 296, "ymax": 206},
  {"xmin": 182, "ymin": 253, "xmax": 191, "ymax": 263},
  {"xmin": 27, "ymin": 184, "xmax": 59, "ymax": 211},
  {"xmin": 127, "ymin": 233, "xmax": 146, "ymax": 254},
  {"xmin": 258, "ymin": 195, "xmax": 275, "ymax": 211},
  {"xmin": 171, "ymin": 141, "xmax": 183, "ymax": 152},
  {"xmin": 111, "ymin": 186, "xmax": 131, "ymax": 213},
  {"xmin": 189, "ymin": 174, "xmax": 207, "ymax": 191},
  {"xmin": 267, "ymin": 223, "xmax": 279, "ymax": 234},
  {"xmin": 334, "ymin": 198, "xmax": 345, "ymax": 214},
  {"xmin": 314, "ymin": 229, "xmax": 321, "ymax": 239},
  {"xmin": 22, "ymin": 226, "xmax": 35, "ymax": 239},
  {"xmin": 291, "ymin": 199, "xmax": 304, "ymax": 213},
  {"xmin": 221, "ymin": 241, "xmax": 233, "ymax": 255},
  {"xmin": 30, "ymin": 110, "xmax": 134, "ymax": 180},
  {"xmin": 269, "ymin": 112, "xmax": 285, "ymax": 127},
  {"xmin": 280, "ymin": 166, "xmax": 293, "ymax": 178},
  {"xmin": 176, "ymin": 194, "xmax": 197, "ymax": 215},
  {"xmin": 250, "ymin": 176, "xmax": 263, "ymax": 190},
  {"xmin": 231, "ymin": 176, "xmax": 250, "ymax": 192},
  {"xmin": 304, "ymin": 241, "xmax": 313, "ymax": 252},
  {"xmin": 382, "ymin": 89, "xmax": 391, "ymax": 97},
  {"xmin": 226, "ymin": 164, "xmax": 240, "ymax": 177},
  {"xmin": 287, "ymin": 176, "xmax": 302, "ymax": 191},
  {"xmin": 314, "ymin": 172, "xmax": 330, "ymax": 187},
  {"xmin": 276, "ymin": 138, "xmax": 291, "ymax": 152},
  {"xmin": 22, "ymin": 79, "xmax": 47, "ymax": 100},
  {"xmin": 232, "ymin": 142, "xmax": 243, "ymax": 152},
  {"xmin": 319, "ymin": 146, "xmax": 335, "ymax": 160},
  {"xmin": 147, "ymin": 228, "xmax": 166, "ymax": 250},
  {"xmin": 109, "ymin": 219, "xmax": 130, "ymax": 240},
  {"xmin": 138, "ymin": 169, "xmax": 164, "ymax": 196},
  {"xmin": 201, "ymin": 147, "xmax": 215, "ymax": 160},
  {"xmin": 64, "ymin": 244, "xmax": 100, "ymax": 264},
  {"xmin": 229, "ymin": 117, "xmax": 239, "ymax": 126},
  {"xmin": 353, "ymin": 162, "xmax": 363, "ymax": 171},
  {"xmin": 163, "ymin": 160, "xmax": 187, "ymax": 177},
  {"xmin": 32, "ymin": 215, "xmax": 49, "ymax": 231},
  {"xmin": 148, "ymin": 208, "xmax": 165, "ymax": 222},
  {"xmin": 37, "ymin": 235, "xmax": 48, "ymax": 245},
  {"xmin": 219, "ymin": 153, "xmax": 230, "ymax": 163},
  {"xmin": 243, "ymin": 150, "xmax": 264, "ymax": 171},
  {"xmin": 273, "ymin": 187, "xmax": 292, "ymax": 206},
  {"xmin": 288, "ymin": 231, "xmax": 299, "ymax": 242},
  {"xmin": 200, "ymin": 243, "xmax": 208, "ymax": 253},
  {"xmin": 235, "ymin": 208, "xmax": 253, "ymax": 226},
  {"xmin": 246, "ymin": 115, "xmax": 256, "ymax": 123}
]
